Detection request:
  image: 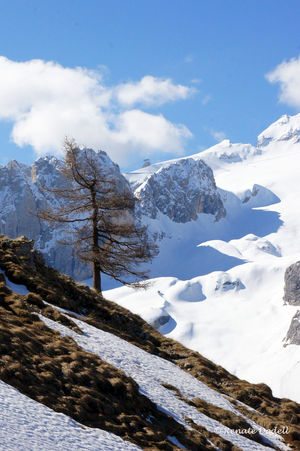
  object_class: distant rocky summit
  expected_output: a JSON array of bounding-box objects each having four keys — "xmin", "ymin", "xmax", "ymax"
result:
[
  {"xmin": 257, "ymin": 113, "xmax": 300, "ymax": 147},
  {"xmin": 0, "ymin": 151, "xmax": 130, "ymax": 280},
  {"xmin": 133, "ymin": 158, "xmax": 226, "ymax": 223},
  {"xmin": 283, "ymin": 261, "xmax": 300, "ymax": 306},
  {"xmin": 0, "ymin": 153, "xmax": 226, "ymax": 279}
]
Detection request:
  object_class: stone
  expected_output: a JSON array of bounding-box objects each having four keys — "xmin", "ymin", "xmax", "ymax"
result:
[
  {"xmin": 284, "ymin": 310, "xmax": 300, "ymax": 346},
  {"xmin": 134, "ymin": 158, "xmax": 226, "ymax": 223},
  {"xmin": 283, "ymin": 261, "xmax": 300, "ymax": 305}
]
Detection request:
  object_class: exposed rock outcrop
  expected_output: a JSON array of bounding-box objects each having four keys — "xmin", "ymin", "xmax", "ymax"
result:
[
  {"xmin": 239, "ymin": 184, "xmax": 280, "ymax": 208},
  {"xmin": 284, "ymin": 310, "xmax": 300, "ymax": 346},
  {"xmin": 215, "ymin": 273, "xmax": 245, "ymax": 292},
  {"xmin": 283, "ymin": 261, "xmax": 300, "ymax": 306},
  {"xmin": 0, "ymin": 151, "xmax": 130, "ymax": 280},
  {"xmin": 258, "ymin": 113, "xmax": 300, "ymax": 147},
  {"xmin": 134, "ymin": 158, "xmax": 226, "ymax": 223},
  {"xmin": 283, "ymin": 262, "xmax": 300, "ymax": 346},
  {"xmin": 0, "ymin": 153, "xmax": 226, "ymax": 279}
]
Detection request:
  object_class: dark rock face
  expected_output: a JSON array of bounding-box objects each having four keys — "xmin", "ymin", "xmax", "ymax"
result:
[
  {"xmin": 284, "ymin": 310, "xmax": 300, "ymax": 346},
  {"xmin": 283, "ymin": 261, "xmax": 300, "ymax": 306},
  {"xmin": 0, "ymin": 152, "xmax": 225, "ymax": 280},
  {"xmin": 283, "ymin": 262, "xmax": 300, "ymax": 346},
  {"xmin": 135, "ymin": 158, "xmax": 226, "ymax": 223},
  {"xmin": 0, "ymin": 151, "xmax": 130, "ymax": 280},
  {"xmin": 215, "ymin": 279, "xmax": 244, "ymax": 292}
]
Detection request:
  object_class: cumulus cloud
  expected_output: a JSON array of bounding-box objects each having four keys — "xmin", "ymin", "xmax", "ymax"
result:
[
  {"xmin": 0, "ymin": 56, "xmax": 194, "ymax": 165},
  {"xmin": 115, "ymin": 75, "xmax": 194, "ymax": 107},
  {"xmin": 112, "ymin": 110, "xmax": 192, "ymax": 152},
  {"xmin": 266, "ymin": 56, "xmax": 300, "ymax": 108}
]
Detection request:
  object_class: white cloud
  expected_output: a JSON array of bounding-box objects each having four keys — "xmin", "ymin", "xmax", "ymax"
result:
[
  {"xmin": 211, "ymin": 129, "xmax": 226, "ymax": 142},
  {"xmin": 112, "ymin": 110, "xmax": 192, "ymax": 153},
  {"xmin": 0, "ymin": 57, "xmax": 194, "ymax": 165},
  {"xmin": 115, "ymin": 75, "xmax": 194, "ymax": 107},
  {"xmin": 266, "ymin": 55, "xmax": 300, "ymax": 108}
]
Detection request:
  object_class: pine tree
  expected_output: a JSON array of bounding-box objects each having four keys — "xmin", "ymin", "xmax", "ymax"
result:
[{"xmin": 38, "ymin": 139, "xmax": 157, "ymax": 293}]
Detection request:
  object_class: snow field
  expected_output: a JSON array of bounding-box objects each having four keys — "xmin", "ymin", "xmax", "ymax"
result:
[
  {"xmin": 109, "ymin": 116, "xmax": 300, "ymax": 403},
  {"xmin": 0, "ymin": 380, "xmax": 141, "ymax": 451},
  {"xmin": 39, "ymin": 311, "xmax": 289, "ymax": 450}
]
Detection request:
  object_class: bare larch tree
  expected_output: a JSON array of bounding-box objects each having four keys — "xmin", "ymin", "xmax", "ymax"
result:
[{"xmin": 38, "ymin": 139, "xmax": 157, "ymax": 293}]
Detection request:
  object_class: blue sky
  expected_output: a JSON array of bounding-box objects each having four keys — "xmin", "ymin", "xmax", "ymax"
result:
[{"xmin": 0, "ymin": 0, "xmax": 300, "ymax": 170}]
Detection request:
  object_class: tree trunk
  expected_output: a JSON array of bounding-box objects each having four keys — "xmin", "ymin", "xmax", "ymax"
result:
[
  {"xmin": 91, "ymin": 188, "xmax": 101, "ymax": 293},
  {"xmin": 93, "ymin": 261, "xmax": 101, "ymax": 292}
]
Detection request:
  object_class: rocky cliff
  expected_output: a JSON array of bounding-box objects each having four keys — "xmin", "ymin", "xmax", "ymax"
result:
[
  {"xmin": 284, "ymin": 261, "xmax": 300, "ymax": 346},
  {"xmin": 132, "ymin": 158, "xmax": 226, "ymax": 223},
  {"xmin": 283, "ymin": 261, "xmax": 300, "ymax": 306},
  {"xmin": 0, "ymin": 150, "xmax": 131, "ymax": 280},
  {"xmin": 0, "ymin": 152, "xmax": 226, "ymax": 280}
]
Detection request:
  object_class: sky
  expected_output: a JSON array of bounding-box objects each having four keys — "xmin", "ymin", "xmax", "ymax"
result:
[{"xmin": 0, "ymin": 0, "xmax": 300, "ymax": 170}]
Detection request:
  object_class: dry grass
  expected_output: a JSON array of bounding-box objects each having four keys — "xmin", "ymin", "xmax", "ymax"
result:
[
  {"xmin": 0, "ymin": 286, "xmax": 210, "ymax": 449},
  {"xmin": 186, "ymin": 418, "xmax": 243, "ymax": 451},
  {"xmin": 1, "ymin": 235, "xmax": 300, "ymax": 449},
  {"xmin": 161, "ymin": 383, "xmax": 272, "ymax": 449}
]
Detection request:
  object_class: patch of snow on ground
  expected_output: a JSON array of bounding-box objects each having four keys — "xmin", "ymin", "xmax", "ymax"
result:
[
  {"xmin": 40, "ymin": 313, "xmax": 289, "ymax": 451},
  {"xmin": 0, "ymin": 270, "xmax": 29, "ymax": 295},
  {"xmin": 0, "ymin": 380, "xmax": 141, "ymax": 450}
]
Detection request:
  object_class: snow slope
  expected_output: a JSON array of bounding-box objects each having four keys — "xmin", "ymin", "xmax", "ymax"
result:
[
  {"xmin": 0, "ymin": 380, "xmax": 140, "ymax": 451},
  {"xmin": 105, "ymin": 113, "xmax": 300, "ymax": 403},
  {"xmin": 40, "ymin": 310, "xmax": 289, "ymax": 451},
  {"xmin": 3, "ymin": 234, "xmax": 297, "ymax": 451}
]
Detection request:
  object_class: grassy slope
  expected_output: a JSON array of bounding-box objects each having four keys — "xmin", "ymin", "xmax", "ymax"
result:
[{"xmin": 0, "ymin": 235, "xmax": 300, "ymax": 450}]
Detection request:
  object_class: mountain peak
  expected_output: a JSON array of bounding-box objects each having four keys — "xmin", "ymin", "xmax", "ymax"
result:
[
  {"xmin": 134, "ymin": 157, "xmax": 226, "ymax": 223},
  {"xmin": 258, "ymin": 112, "xmax": 300, "ymax": 147}
]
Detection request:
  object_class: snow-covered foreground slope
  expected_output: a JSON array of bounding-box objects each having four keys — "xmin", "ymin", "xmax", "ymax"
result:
[
  {"xmin": 106, "ymin": 113, "xmax": 300, "ymax": 403},
  {"xmin": 40, "ymin": 310, "xmax": 288, "ymax": 451},
  {"xmin": 2, "ymin": 234, "xmax": 300, "ymax": 450},
  {"xmin": 0, "ymin": 380, "xmax": 140, "ymax": 451}
]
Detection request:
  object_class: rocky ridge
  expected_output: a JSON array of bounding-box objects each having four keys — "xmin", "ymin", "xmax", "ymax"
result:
[
  {"xmin": 0, "ymin": 150, "xmax": 131, "ymax": 280},
  {"xmin": 284, "ymin": 261, "xmax": 300, "ymax": 346},
  {"xmin": 0, "ymin": 151, "xmax": 226, "ymax": 280},
  {"xmin": 257, "ymin": 113, "xmax": 300, "ymax": 147},
  {"xmin": 133, "ymin": 158, "xmax": 226, "ymax": 223},
  {"xmin": 284, "ymin": 261, "xmax": 300, "ymax": 306}
]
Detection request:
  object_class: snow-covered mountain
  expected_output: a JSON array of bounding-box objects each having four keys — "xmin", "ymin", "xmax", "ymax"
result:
[
  {"xmin": 130, "ymin": 157, "xmax": 225, "ymax": 222},
  {"xmin": 0, "ymin": 150, "xmax": 130, "ymax": 280},
  {"xmin": 0, "ymin": 145, "xmax": 228, "ymax": 282},
  {"xmin": 1, "ymin": 113, "xmax": 300, "ymax": 407},
  {"xmin": 105, "ymin": 113, "xmax": 300, "ymax": 404}
]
